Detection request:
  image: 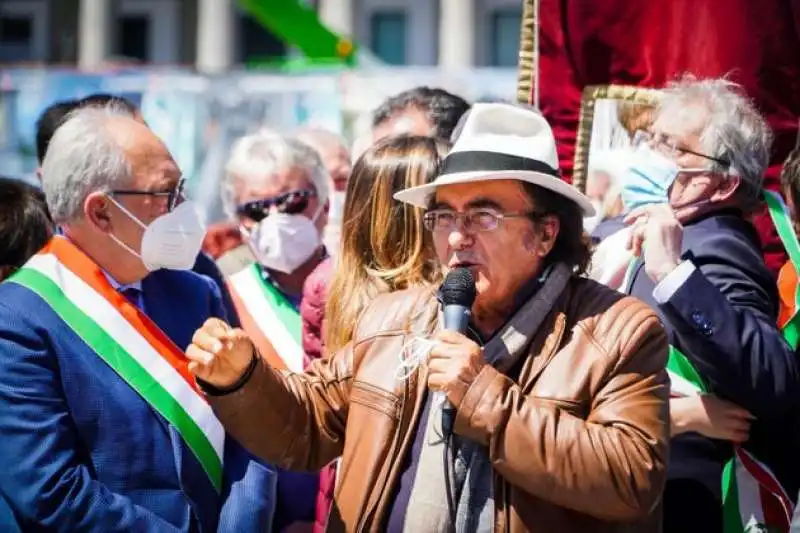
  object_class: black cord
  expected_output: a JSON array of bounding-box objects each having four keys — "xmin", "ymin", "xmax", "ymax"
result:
[{"xmin": 443, "ymin": 422, "xmax": 458, "ymax": 532}]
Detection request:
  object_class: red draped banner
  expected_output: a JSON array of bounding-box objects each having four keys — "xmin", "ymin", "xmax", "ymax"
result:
[{"xmin": 521, "ymin": 0, "xmax": 800, "ymax": 275}]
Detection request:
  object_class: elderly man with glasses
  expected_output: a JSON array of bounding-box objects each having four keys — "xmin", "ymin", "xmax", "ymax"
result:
[
  {"xmin": 220, "ymin": 127, "xmax": 331, "ymax": 533},
  {"xmin": 0, "ymin": 104, "xmax": 275, "ymax": 531},
  {"xmin": 618, "ymin": 76, "xmax": 800, "ymax": 532},
  {"xmin": 187, "ymin": 103, "xmax": 671, "ymax": 532}
]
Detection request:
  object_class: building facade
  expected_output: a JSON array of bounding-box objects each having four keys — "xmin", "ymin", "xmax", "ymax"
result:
[{"xmin": 0, "ymin": 0, "xmax": 523, "ymax": 70}]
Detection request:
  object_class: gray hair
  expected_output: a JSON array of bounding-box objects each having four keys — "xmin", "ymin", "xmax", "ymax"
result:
[
  {"xmin": 222, "ymin": 128, "xmax": 330, "ymax": 219},
  {"xmin": 657, "ymin": 75, "xmax": 773, "ymax": 212},
  {"xmin": 292, "ymin": 128, "xmax": 349, "ymax": 156},
  {"xmin": 41, "ymin": 103, "xmax": 134, "ymax": 224}
]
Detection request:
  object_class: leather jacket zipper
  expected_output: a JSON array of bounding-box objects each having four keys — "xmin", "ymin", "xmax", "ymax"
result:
[{"xmin": 356, "ymin": 367, "xmax": 414, "ymax": 531}]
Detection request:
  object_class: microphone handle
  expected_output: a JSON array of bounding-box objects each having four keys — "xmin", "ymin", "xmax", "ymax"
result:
[
  {"xmin": 438, "ymin": 392, "xmax": 457, "ymax": 434},
  {"xmin": 438, "ymin": 304, "xmax": 472, "ymax": 434}
]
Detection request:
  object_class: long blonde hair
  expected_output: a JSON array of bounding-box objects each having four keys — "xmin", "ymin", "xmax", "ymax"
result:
[{"xmin": 324, "ymin": 136, "xmax": 447, "ymax": 352}]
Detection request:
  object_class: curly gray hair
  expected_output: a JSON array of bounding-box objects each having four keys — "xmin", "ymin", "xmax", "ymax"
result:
[
  {"xmin": 657, "ymin": 75, "xmax": 773, "ymax": 212},
  {"xmin": 221, "ymin": 128, "xmax": 330, "ymax": 220}
]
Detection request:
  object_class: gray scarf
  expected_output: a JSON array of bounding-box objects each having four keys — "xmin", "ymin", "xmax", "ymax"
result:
[{"xmin": 402, "ymin": 263, "xmax": 573, "ymax": 533}]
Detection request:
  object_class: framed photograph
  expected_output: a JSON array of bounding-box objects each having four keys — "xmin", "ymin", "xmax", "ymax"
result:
[{"xmin": 573, "ymin": 85, "xmax": 662, "ymax": 194}]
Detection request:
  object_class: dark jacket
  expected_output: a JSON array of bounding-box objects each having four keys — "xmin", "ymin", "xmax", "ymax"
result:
[
  {"xmin": 194, "ymin": 251, "xmax": 240, "ymax": 328},
  {"xmin": 0, "ymin": 252, "xmax": 275, "ymax": 532},
  {"xmin": 626, "ymin": 210, "xmax": 800, "ymax": 530}
]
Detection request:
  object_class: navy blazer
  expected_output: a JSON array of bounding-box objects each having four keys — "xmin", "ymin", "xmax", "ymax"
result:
[
  {"xmin": 590, "ymin": 215, "xmax": 626, "ymax": 245},
  {"xmin": 193, "ymin": 252, "xmax": 240, "ymax": 329},
  {"xmin": 0, "ymin": 268, "xmax": 276, "ymax": 532},
  {"xmin": 626, "ymin": 211, "xmax": 800, "ymax": 506}
]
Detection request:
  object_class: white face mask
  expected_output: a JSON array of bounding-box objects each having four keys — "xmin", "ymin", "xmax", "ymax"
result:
[
  {"xmin": 108, "ymin": 198, "xmax": 206, "ymax": 272},
  {"xmin": 244, "ymin": 213, "xmax": 321, "ymax": 274}
]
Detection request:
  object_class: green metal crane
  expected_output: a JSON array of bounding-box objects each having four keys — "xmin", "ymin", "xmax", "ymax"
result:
[{"xmin": 237, "ymin": 0, "xmax": 358, "ymax": 70}]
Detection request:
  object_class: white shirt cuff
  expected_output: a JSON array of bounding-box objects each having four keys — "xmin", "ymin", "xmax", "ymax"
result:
[{"xmin": 652, "ymin": 260, "xmax": 697, "ymax": 304}]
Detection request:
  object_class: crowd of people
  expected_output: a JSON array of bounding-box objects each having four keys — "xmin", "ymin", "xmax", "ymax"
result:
[{"xmin": 0, "ymin": 78, "xmax": 799, "ymax": 533}]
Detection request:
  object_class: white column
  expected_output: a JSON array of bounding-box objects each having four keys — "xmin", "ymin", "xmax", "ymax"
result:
[
  {"xmin": 78, "ymin": 0, "xmax": 114, "ymax": 70},
  {"xmin": 196, "ymin": 0, "xmax": 234, "ymax": 73},
  {"xmin": 438, "ymin": 0, "xmax": 474, "ymax": 69},
  {"xmin": 317, "ymin": 0, "xmax": 353, "ymax": 37}
]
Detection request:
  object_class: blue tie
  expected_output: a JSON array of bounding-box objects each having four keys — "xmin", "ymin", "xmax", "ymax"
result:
[{"xmin": 121, "ymin": 287, "xmax": 142, "ymax": 311}]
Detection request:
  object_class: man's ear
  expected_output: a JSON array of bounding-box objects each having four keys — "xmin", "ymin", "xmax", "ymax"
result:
[
  {"xmin": 712, "ymin": 174, "xmax": 741, "ymax": 203},
  {"xmin": 84, "ymin": 192, "xmax": 113, "ymax": 233},
  {"xmin": 534, "ymin": 215, "xmax": 560, "ymax": 258}
]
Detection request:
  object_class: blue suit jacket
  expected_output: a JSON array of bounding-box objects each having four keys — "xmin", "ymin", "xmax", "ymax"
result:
[
  {"xmin": 627, "ymin": 211, "xmax": 800, "ymax": 506},
  {"xmin": 193, "ymin": 252, "xmax": 240, "ymax": 329},
  {"xmin": 590, "ymin": 215, "xmax": 626, "ymax": 245},
  {"xmin": 0, "ymin": 268, "xmax": 276, "ymax": 532}
]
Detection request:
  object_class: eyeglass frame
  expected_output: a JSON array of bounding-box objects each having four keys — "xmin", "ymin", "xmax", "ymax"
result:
[
  {"xmin": 111, "ymin": 177, "xmax": 187, "ymax": 212},
  {"xmin": 423, "ymin": 207, "xmax": 550, "ymax": 233},
  {"xmin": 633, "ymin": 129, "xmax": 731, "ymax": 169},
  {"xmin": 235, "ymin": 188, "xmax": 317, "ymax": 223}
]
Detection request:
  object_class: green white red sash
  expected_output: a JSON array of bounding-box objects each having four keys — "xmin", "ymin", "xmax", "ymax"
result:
[
  {"xmin": 227, "ymin": 264, "xmax": 304, "ymax": 373},
  {"xmin": 7, "ymin": 237, "xmax": 224, "ymax": 491},
  {"xmin": 667, "ymin": 347, "xmax": 793, "ymax": 532},
  {"xmin": 623, "ymin": 256, "xmax": 793, "ymax": 531},
  {"xmin": 764, "ymin": 190, "xmax": 800, "ymax": 349}
]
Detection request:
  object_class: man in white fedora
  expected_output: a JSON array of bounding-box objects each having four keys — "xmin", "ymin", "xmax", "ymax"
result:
[{"xmin": 186, "ymin": 102, "xmax": 671, "ymax": 532}]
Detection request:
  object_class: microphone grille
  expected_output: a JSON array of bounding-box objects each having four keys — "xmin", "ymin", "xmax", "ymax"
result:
[{"xmin": 440, "ymin": 267, "xmax": 477, "ymax": 307}]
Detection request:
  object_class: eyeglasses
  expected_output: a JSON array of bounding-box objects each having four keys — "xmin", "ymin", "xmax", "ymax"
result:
[
  {"xmin": 112, "ymin": 178, "xmax": 187, "ymax": 211},
  {"xmin": 423, "ymin": 208, "xmax": 546, "ymax": 233},
  {"xmin": 633, "ymin": 130, "xmax": 731, "ymax": 168},
  {"xmin": 236, "ymin": 189, "xmax": 316, "ymax": 223}
]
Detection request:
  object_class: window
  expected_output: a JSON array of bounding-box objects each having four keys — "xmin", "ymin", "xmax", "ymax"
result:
[
  {"xmin": 0, "ymin": 16, "xmax": 32, "ymax": 62},
  {"xmin": 370, "ymin": 10, "xmax": 407, "ymax": 66},
  {"xmin": 118, "ymin": 15, "xmax": 150, "ymax": 61},
  {"xmin": 490, "ymin": 8, "xmax": 522, "ymax": 67},
  {"xmin": 240, "ymin": 15, "xmax": 286, "ymax": 64}
]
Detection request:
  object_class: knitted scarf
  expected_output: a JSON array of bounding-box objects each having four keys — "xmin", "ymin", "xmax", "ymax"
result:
[{"xmin": 402, "ymin": 263, "xmax": 572, "ymax": 532}]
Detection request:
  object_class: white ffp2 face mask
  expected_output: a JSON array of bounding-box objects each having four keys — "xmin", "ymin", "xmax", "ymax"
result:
[
  {"xmin": 244, "ymin": 213, "xmax": 321, "ymax": 274},
  {"xmin": 109, "ymin": 198, "xmax": 206, "ymax": 272}
]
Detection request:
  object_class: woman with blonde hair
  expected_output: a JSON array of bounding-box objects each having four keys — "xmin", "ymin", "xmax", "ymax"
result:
[{"xmin": 300, "ymin": 135, "xmax": 448, "ymax": 532}]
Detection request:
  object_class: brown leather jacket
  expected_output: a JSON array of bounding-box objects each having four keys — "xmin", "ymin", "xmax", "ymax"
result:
[{"xmin": 208, "ymin": 277, "xmax": 670, "ymax": 532}]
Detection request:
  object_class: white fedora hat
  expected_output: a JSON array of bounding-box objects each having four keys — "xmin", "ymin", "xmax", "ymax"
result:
[{"xmin": 393, "ymin": 103, "xmax": 595, "ymax": 216}]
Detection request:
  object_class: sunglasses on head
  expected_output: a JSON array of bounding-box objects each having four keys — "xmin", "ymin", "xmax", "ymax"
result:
[{"xmin": 236, "ymin": 189, "xmax": 316, "ymax": 223}]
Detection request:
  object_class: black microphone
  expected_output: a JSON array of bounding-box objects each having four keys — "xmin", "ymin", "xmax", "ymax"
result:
[{"xmin": 437, "ymin": 267, "xmax": 477, "ymax": 434}]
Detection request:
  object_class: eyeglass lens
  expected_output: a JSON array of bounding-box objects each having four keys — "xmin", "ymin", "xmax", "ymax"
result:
[
  {"xmin": 424, "ymin": 210, "xmax": 501, "ymax": 232},
  {"xmin": 240, "ymin": 190, "xmax": 312, "ymax": 222}
]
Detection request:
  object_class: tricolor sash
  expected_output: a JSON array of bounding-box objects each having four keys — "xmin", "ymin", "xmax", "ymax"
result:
[
  {"xmin": 7, "ymin": 237, "xmax": 225, "ymax": 491},
  {"xmin": 227, "ymin": 264, "xmax": 304, "ymax": 373},
  {"xmin": 667, "ymin": 347, "xmax": 793, "ymax": 532},
  {"xmin": 764, "ymin": 190, "xmax": 800, "ymax": 349},
  {"xmin": 623, "ymin": 255, "xmax": 793, "ymax": 531}
]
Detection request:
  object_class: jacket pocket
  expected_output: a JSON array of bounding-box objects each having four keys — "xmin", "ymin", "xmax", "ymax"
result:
[
  {"xmin": 528, "ymin": 396, "xmax": 588, "ymax": 418},
  {"xmin": 350, "ymin": 381, "xmax": 401, "ymax": 421}
]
